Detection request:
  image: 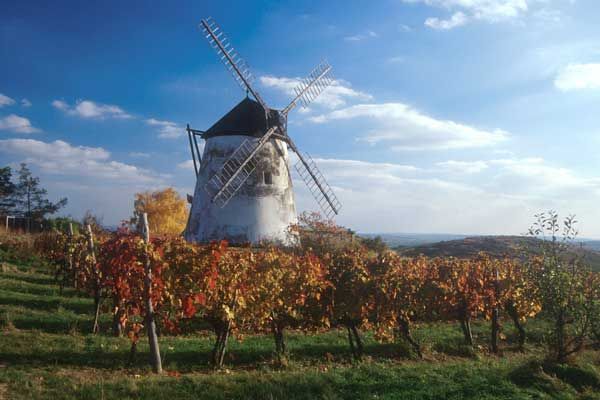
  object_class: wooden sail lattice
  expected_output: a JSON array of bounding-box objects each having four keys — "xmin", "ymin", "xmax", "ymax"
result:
[
  {"xmin": 294, "ymin": 152, "xmax": 341, "ymax": 219},
  {"xmin": 205, "ymin": 127, "xmax": 277, "ymax": 207},
  {"xmin": 198, "ymin": 17, "xmax": 343, "ymax": 217}
]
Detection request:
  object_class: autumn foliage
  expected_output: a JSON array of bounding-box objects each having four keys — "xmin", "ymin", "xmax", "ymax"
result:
[
  {"xmin": 97, "ymin": 228, "xmax": 165, "ymax": 339},
  {"xmin": 31, "ymin": 214, "xmax": 600, "ymax": 367},
  {"xmin": 132, "ymin": 188, "xmax": 188, "ymax": 235}
]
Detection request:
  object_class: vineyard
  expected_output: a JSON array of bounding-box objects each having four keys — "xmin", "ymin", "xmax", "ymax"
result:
[{"xmin": 2, "ymin": 213, "xmax": 600, "ymax": 399}]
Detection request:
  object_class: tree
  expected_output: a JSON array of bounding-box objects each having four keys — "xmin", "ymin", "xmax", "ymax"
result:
[
  {"xmin": 0, "ymin": 166, "xmax": 15, "ymax": 214},
  {"xmin": 246, "ymin": 248, "xmax": 329, "ymax": 362},
  {"xmin": 527, "ymin": 211, "xmax": 594, "ymax": 362},
  {"xmin": 98, "ymin": 228, "xmax": 165, "ymax": 368},
  {"xmin": 498, "ymin": 257, "xmax": 541, "ymax": 350},
  {"xmin": 587, "ymin": 272, "xmax": 600, "ymax": 345},
  {"xmin": 434, "ymin": 257, "xmax": 486, "ymax": 347},
  {"xmin": 325, "ymin": 248, "xmax": 374, "ymax": 359},
  {"xmin": 372, "ymin": 254, "xmax": 430, "ymax": 358},
  {"xmin": 82, "ymin": 210, "xmax": 105, "ymax": 235},
  {"xmin": 290, "ymin": 212, "xmax": 359, "ymax": 254},
  {"xmin": 45, "ymin": 217, "xmax": 81, "ymax": 234},
  {"xmin": 132, "ymin": 188, "xmax": 188, "ymax": 235},
  {"xmin": 361, "ymin": 235, "xmax": 388, "ymax": 254},
  {"xmin": 13, "ymin": 163, "xmax": 67, "ymax": 231},
  {"xmin": 161, "ymin": 238, "xmax": 245, "ymax": 368},
  {"xmin": 0, "ymin": 166, "xmax": 15, "ymax": 212}
]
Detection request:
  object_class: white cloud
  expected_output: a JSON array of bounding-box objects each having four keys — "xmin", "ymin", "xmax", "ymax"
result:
[
  {"xmin": 292, "ymin": 156, "xmax": 512, "ymax": 234},
  {"xmin": 52, "ymin": 99, "xmax": 132, "ymax": 119},
  {"xmin": 313, "ymin": 158, "xmax": 420, "ymax": 177},
  {"xmin": 436, "ymin": 157, "xmax": 587, "ymax": 183},
  {"xmin": 493, "ymin": 149, "xmax": 515, "ymax": 156},
  {"xmin": 533, "ymin": 8, "xmax": 563, "ymax": 25},
  {"xmin": 344, "ymin": 30, "xmax": 378, "ymax": 41},
  {"xmin": 489, "ymin": 157, "xmax": 594, "ymax": 189},
  {"xmin": 291, "ymin": 155, "xmax": 600, "ymax": 236},
  {"xmin": 425, "ymin": 12, "xmax": 468, "ymax": 30},
  {"xmin": 0, "ymin": 138, "xmax": 164, "ymax": 184},
  {"xmin": 387, "ymin": 56, "xmax": 406, "ymax": 64},
  {"xmin": 437, "ymin": 160, "xmax": 489, "ymax": 173},
  {"xmin": 51, "ymin": 99, "xmax": 69, "ymax": 111},
  {"xmin": 73, "ymin": 101, "xmax": 131, "ymax": 119},
  {"xmin": 259, "ymin": 75, "xmax": 373, "ymax": 109},
  {"xmin": 129, "ymin": 152, "xmax": 151, "ymax": 158},
  {"xmin": 21, "ymin": 98, "xmax": 32, "ymax": 107},
  {"xmin": 554, "ymin": 63, "xmax": 600, "ymax": 91},
  {"xmin": 0, "ymin": 138, "xmax": 172, "ymax": 225},
  {"xmin": 310, "ymin": 103, "xmax": 509, "ymax": 150},
  {"xmin": 177, "ymin": 160, "xmax": 196, "ymax": 170},
  {"xmin": 0, "ymin": 114, "xmax": 41, "ymax": 134},
  {"xmin": 404, "ymin": 0, "xmax": 534, "ymax": 29},
  {"xmin": 0, "ymin": 93, "xmax": 15, "ymax": 108},
  {"xmin": 146, "ymin": 118, "xmax": 183, "ymax": 139}
]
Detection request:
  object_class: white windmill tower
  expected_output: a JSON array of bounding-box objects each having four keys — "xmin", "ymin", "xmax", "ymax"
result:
[{"xmin": 184, "ymin": 17, "xmax": 341, "ymax": 245}]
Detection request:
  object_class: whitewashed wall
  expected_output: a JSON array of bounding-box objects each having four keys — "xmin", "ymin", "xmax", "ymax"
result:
[{"xmin": 184, "ymin": 135, "xmax": 297, "ymax": 245}]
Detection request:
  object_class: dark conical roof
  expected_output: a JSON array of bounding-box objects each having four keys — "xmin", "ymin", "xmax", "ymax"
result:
[{"xmin": 202, "ymin": 97, "xmax": 284, "ymax": 139}]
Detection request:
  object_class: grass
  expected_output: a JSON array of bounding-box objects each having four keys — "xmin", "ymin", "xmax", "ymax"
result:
[{"xmin": 1, "ymin": 257, "xmax": 600, "ymax": 399}]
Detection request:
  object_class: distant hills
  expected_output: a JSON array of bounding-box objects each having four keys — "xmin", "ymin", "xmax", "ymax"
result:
[
  {"xmin": 360, "ymin": 233, "xmax": 600, "ymax": 249},
  {"xmin": 359, "ymin": 234, "xmax": 600, "ymax": 272},
  {"xmin": 359, "ymin": 233, "xmax": 470, "ymax": 248},
  {"xmin": 579, "ymin": 240, "xmax": 600, "ymax": 252}
]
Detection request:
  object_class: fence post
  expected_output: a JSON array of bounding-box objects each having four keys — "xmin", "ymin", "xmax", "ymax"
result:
[
  {"xmin": 86, "ymin": 224, "xmax": 101, "ymax": 334},
  {"xmin": 68, "ymin": 223, "xmax": 77, "ymax": 291},
  {"xmin": 491, "ymin": 264, "xmax": 500, "ymax": 353},
  {"xmin": 142, "ymin": 213, "xmax": 163, "ymax": 374},
  {"xmin": 59, "ymin": 224, "xmax": 72, "ymax": 295}
]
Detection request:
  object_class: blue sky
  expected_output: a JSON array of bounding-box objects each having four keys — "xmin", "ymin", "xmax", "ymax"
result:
[{"xmin": 1, "ymin": 0, "xmax": 600, "ymax": 236}]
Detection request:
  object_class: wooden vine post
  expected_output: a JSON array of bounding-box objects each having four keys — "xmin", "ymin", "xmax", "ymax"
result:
[
  {"xmin": 86, "ymin": 224, "xmax": 101, "ymax": 334},
  {"xmin": 491, "ymin": 264, "xmax": 500, "ymax": 353},
  {"xmin": 142, "ymin": 213, "xmax": 163, "ymax": 374},
  {"xmin": 213, "ymin": 294, "xmax": 236, "ymax": 368},
  {"xmin": 59, "ymin": 223, "xmax": 74, "ymax": 295},
  {"xmin": 69, "ymin": 223, "xmax": 78, "ymax": 291}
]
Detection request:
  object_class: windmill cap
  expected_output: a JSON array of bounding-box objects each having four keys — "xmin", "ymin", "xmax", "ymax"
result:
[{"xmin": 202, "ymin": 97, "xmax": 284, "ymax": 139}]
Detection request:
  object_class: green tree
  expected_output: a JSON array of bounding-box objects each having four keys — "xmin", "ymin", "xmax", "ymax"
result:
[
  {"xmin": 527, "ymin": 211, "xmax": 594, "ymax": 362},
  {"xmin": 360, "ymin": 235, "xmax": 388, "ymax": 254},
  {"xmin": 13, "ymin": 163, "xmax": 67, "ymax": 231},
  {"xmin": 82, "ymin": 210, "xmax": 105, "ymax": 235},
  {"xmin": 0, "ymin": 166, "xmax": 15, "ymax": 214},
  {"xmin": 45, "ymin": 217, "xmax": 81, "ymax": 234}
]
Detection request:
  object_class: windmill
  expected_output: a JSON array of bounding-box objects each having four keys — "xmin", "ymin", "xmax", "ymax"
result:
[{"xmin": 184, "ymin": 17, "xmax": 341, "ymax": 244}]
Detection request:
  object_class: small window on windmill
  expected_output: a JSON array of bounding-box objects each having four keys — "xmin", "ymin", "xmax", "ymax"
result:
[{"xmin": 263, "ymin": 171, "xmax": 273, "ymax": 185}]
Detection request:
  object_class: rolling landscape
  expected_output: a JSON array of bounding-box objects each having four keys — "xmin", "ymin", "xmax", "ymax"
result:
[
  {"xmin": 2, "ymin": 232, "xmax": 600, "ymax": 399},
  {"xmin": 359, "ymin": 233, "xmax": 600, "ymax": 271},
  {"xmin": 3, "ymin": 1, "xmax": 600, "ymax": 399}
]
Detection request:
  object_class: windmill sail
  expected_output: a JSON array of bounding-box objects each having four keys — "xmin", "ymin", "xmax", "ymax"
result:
[
  {"xmin": 205, "ymin": 127, "xmax": 277, "ymax": 207},
  {"xmin": 282, "ymin": 61, "xmax": 333, "ymax": 116},
  {"xmin": 281, "ymin": 61, "xmax": 341, "ymax": 219},
  {"xmin": 198, "ymin": 21, "xmax": 341, "ymax": 217},
  {"xmin": 292, "ymin": 149, "xmax": 341, "ymax": 219},
  {"xmin": 200, "ymin": 17, "xmax": 268, "ymax": 111}
]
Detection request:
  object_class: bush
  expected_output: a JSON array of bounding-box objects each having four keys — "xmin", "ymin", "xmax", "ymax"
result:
[{"xmin": 527, "ymin": 211, "xmax": 596, "ymax": 362}]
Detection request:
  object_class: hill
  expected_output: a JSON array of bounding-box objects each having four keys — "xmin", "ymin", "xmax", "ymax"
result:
[
  {"xmin": 3, "ymin": 255, "xmax": 600, "ymax": 399},
  {"xmin": 359, "ymin": 233, "xmax": 469, "ymax": 248},
  {"xmin": 580, "ymin": 240, "xmax": 600, "ymax": 252},
  {"xmin": 396, "ymin": 235, "xmax": 600, "ymax": 271}
]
